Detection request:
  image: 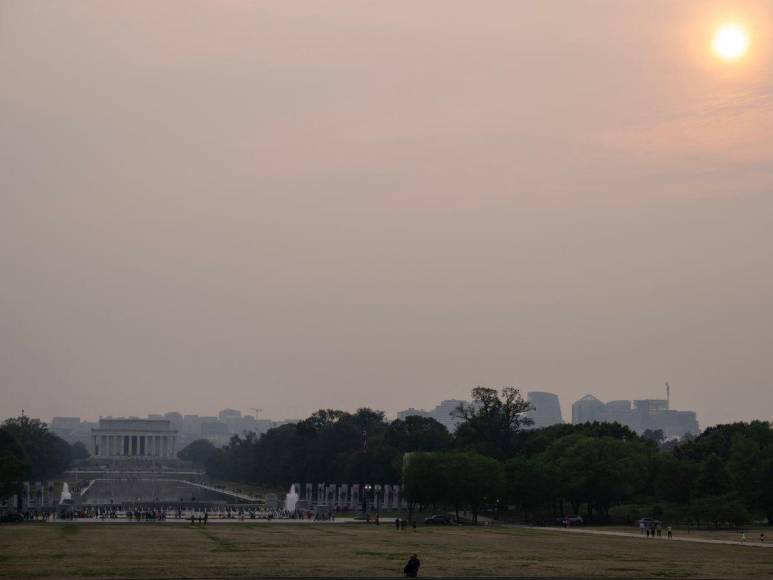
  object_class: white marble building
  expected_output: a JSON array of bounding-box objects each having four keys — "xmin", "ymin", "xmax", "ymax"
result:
[{"xmin": 91, "ymin": 418, "xmax": 177, "ymax": 458}]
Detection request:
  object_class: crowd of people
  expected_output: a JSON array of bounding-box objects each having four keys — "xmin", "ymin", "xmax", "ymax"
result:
[{"xmin": 639, "ymin": 521, "xmax": 672, "ymax": 538}]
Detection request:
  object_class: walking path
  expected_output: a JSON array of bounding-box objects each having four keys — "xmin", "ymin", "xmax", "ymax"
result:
[
  {"xmin": 527, "ymin": 525, "xmax": 773, "ymax": 549},
  {"xmin": 181, "ymin": 480, "xmax": 258, "ymax": 502}
]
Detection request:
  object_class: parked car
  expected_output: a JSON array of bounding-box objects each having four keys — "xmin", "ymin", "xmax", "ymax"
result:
[
  {"xmin": 0, "ymin": 513, "xmax": 24, "ymax": 523},
  {"xmin": 424, "ymin": 514, "xmax": 453, "ymax": 525},
  {"xmin": 556, "ymin": 515, "xmax": 584, "ymax": 525}
]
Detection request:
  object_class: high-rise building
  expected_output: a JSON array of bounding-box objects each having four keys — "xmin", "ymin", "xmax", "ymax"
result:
[
  {"xmin": 571, "ymin": 394, "xmax": 699, "ymax": 438},
  {"xmin": 572, "ymin": 394, "xmax": 606, "ymax": 424},
  {"xmin": 526, "ymin": 392, "xmax": 563, "ymax": 428},
  {"xmin": 397, "ymin": 399, "xmax": 467, "ymax": 432},
  {"xmin": 218, "ymin": 409, "xmax": 241, "ymax": 422},
  {"xmin": 51, "ymin": 417, "xmax": 81, "ymax": 432}
]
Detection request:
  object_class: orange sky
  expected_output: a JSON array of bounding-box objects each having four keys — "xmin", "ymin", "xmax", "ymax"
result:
[{"xmin": 1, "ymin": 1, "xmax": 772, "ymax": 426}]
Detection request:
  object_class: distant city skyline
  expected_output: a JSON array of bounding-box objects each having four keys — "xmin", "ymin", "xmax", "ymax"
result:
[{"xmin": 2, "ymin": 380, "xmax": 752, "ymax": 433}]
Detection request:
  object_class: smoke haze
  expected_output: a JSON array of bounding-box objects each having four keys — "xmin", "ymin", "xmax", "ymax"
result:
[{"xmin": 1, "ymin": 1, "xmax": 772, "ymax": 425}]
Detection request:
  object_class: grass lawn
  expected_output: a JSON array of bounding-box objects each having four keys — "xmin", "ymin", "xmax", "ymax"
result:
[
  {"xmin": 1, "ymin": 522, "xmax": 773, "ymax": 578},
  {"xmin": 585, "ymin": 524, "xmax": 772, "ymax": 543}
]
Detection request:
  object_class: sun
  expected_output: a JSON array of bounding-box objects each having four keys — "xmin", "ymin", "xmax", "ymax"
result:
[{"xmin": 713, "ymin": 23, "xmax": 749, "ymax": 62}]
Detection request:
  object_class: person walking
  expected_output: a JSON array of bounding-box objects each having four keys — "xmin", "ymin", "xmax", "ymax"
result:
[
  {"xmin": 667, "ymin": 526, "xmax": 672, "ymax": 539},
  {"xmin": 741, "ymin": 532, "xmax": 747, "ymax": 543},
  {"xmin": 640, "ymin": 521, "xmax": 645, "ymax": 535},
  {"xmin": 403, "ymin": 553, "xmax": 421, "ymax": 577},
  {"xmin": 204, "ymin": 512, "xmax": 208, "ymax": 526},
  {"xmin": 395, "ymin": 518, "xmax": 400, "ymax": 530},
  {"xmin": 761, "ymin": 532, "xmax": 765, "ymax": 543}
]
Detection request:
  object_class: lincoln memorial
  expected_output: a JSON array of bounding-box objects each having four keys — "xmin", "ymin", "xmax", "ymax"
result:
[{"xmin": 91, "ymin": 418, "xmax": 178, "ymax": 458}]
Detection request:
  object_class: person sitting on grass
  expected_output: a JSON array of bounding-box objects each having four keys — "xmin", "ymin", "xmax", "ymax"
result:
[{"xmin": 403, "ymin": 553, "xmax": 421, "ymax": 578}]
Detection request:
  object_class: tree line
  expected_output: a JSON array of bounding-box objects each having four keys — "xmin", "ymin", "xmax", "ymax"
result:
[
  {"xmin": 183, "ymin": 387, "xmax": 773, "ymax": 526},
  {"xmin": 0, "ymin": 417, "xmax": 89, "ymax": 501}
]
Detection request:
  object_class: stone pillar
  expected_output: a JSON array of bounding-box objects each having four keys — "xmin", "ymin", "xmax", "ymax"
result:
[{"xmin": 326, "ymin": 484, "xmax": 336, "ymax": 507}]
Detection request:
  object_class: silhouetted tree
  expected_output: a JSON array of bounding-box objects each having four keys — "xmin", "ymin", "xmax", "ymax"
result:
[
  {"xmin": 178, "ymin": 438, "xmax": 217, "ymax": 465},
  {"xmin": 70, "ymin": 441, "xmax": 90, "ymax": 461},
  {"xmin": 1, "ymin": 417, "xmax": 71, "ymax": 480},
  {"xmin": 453, "ymin": 386, "xmax": 533, "ymax": 459}
]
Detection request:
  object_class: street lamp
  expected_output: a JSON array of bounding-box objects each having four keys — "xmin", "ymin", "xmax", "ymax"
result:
[{"xmin": 363, "ymin": 484, "xmax": 372, "ymax": 520}]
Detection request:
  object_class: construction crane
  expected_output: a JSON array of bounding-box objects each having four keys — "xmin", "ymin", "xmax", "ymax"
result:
[{"xmin": 250, "ymin": 408, "xmax": 264, "ymax": 420}]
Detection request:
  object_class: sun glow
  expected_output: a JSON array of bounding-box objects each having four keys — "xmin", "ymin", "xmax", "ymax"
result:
[{"xmin": 713, "ymin": 23, "xmax": 750, "ymax": 62}]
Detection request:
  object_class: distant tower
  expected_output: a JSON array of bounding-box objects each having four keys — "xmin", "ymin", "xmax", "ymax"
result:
[{"xmin": 665, "ymin": 382, "xmax": 671, "ymax": 409}]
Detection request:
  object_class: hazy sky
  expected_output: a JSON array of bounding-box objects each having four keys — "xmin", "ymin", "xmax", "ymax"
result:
[{"xmin": 2, "ymin": 1, "xmax": 772, "ymax": 427}]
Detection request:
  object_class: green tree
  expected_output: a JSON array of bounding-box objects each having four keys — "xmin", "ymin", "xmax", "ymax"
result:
[
  {"xmin": 691, "ymin": 494, "xmax": 749, "ymax": 528},
  {"xmin": 695, "ymin": 453, "xmax": 734, "ymax": 498},
  {"xmin": 403, "ymin": 452, "xmax": 450, "ymax": 521},
  {"xmin": 445, "ymin": 452, "xmax": 505, "ymax": 523},
  {"xmin": 548, "ymin": 435, "xmax": 646, "ymax": 518},
  {"xmin": 178, "ymin": 438, "xmax": 217, "ymax": 465},
  {"xmin": 0, "ymin": 429, "xmax": 27, "ymax": 500},
  {"xmin": 653, "ymin": 454, "xmax": 699, "ymax": 504},
  {"xmin": 1, "ymin": 417, "xmax": 71, "ymax": 480},
  {"xmin": 70, "ymin": 441, "xmax": 90, "ymax": 461},
  {"xmin": 642, "ymin": 429, "xmax": 665, "ymax": 447},
  {"xmin": 453, "ymin": 386, "xmax": 533, "ymax": 459},
  {"xmin": 759, "ymin": 459, "xmax": 773, "ymax": 525},
  {"xmin": 505, "ymin": 455, "xmax": 560, "ymax": 521},
  {"xmin": 385, "ymin": 416, "xmax": 452, "ymax": 453}
]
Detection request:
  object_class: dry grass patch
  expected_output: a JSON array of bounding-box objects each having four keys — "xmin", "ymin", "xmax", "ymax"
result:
[{"xmin": 0, "ymin": 523, "xmax": 772, "ymax": 578}]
